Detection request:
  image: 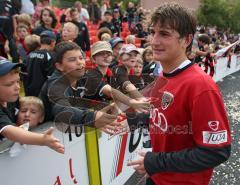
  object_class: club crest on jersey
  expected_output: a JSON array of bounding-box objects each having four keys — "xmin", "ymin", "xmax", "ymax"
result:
[
  {"xmin": 161, "ymin": 91, "xmax": 174, "ymax": 110},
  {"xmin": 208, "ymin": 121, "xmax": 219, "ymax": 131}
]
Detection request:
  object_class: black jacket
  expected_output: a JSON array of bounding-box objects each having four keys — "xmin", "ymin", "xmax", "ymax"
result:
[{"xmin": 39, "ymin": 70, "xmax": 96, "ymax": 126}]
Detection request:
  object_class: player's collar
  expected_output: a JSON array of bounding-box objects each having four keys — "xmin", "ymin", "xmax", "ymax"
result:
[{"xmin": 163, "ymin": 60, "xmax": 193, "ymax": 77}]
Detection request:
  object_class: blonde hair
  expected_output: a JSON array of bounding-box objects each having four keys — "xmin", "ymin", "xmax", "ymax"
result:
[
  {"xmin": 17, "ymin": 13, "xmax": 32, "ymax": 29},
  {"xmin": 101, "ymin": 33, "xmax": 111, "ymax": 41},
  {"xmin": 19, "ymin": 96, "xmax": 45, "ymax": 116},
  {"xmin": 16, "ymin": 23, "xmax": 29, "ymax": 32},
  {"xmin": 63, "ymin": 22, "xmax": 79, "ymax": 34},
  {"xmin": 24, "ymin": 34, "xmax": 40, "ymax": 52},
  {"xmin": 126, "ymin": 35, "xmax": 135, "ymax": 44}
]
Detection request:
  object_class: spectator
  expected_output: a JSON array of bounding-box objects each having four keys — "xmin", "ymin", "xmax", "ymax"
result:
[
  {"xmin": 0, "ymin": 59, "xmax": 64, "ymax": 154},
  {"xmin": 126, "ymin": 2, "xmax": 137, "ymax": 31},
  {"xmin": 16, "ymin": 24, "xmax": 29, "ymax": 61},
  {"xmin": 111, "ymin": 44, "xmax": 144, "ymax": 100},
  {"xmin": 195, "ymin": 34, "xmax": 215, "ymax": 76},
  {"xmin": 17, "ymin": 96, "xmax": 45, "ymax": 128},
  {"xmin": 74, "ymin": 1, "xmax": 90, "ymax": 23},
  {"xmin": 32, "ymin": 0, "xmax": 51, "ymax": 26},
  {"xmin": 32, "ymin": 7, "xmax": 58, "ymax": 36},
  {"xmin": 100, "ymin": 33, "xmax": 112, "ymax": 41},
  {"xmin": 142, "ymin": 47, "xmax": 156, "ymax": 74},
  {"xmin": 101, "ymin": 0, "xmax": 111, "ymax": 19},
  {"xmin": 39, "ymin": 41, "xmax": 122, "ymax": 133},
  {"xmin": 69, "ymin": 8, "xmax": 90, "ymax": 52},
  {"xmin": 0, "ymin": 0, "xmax": 20, "ymax": 62},
  {"xmin": 84, "ymin": 41, "xmax": 149, "ymax": 113},
  {"xmin": 60, "ymin": 22, "xmax": 79, "ymax": 43},
  {"xmin": 97, "ymin": 27, "xmax": 113, "ymax": 41},
  {"xmin": 126, "ymin": 35, "xmax": 136, "ymax": 45},
  {"xmin": 99, "ymin": 10, "xmax": 117, "ymax": 36},
  {"xmin": 112, "ymin": 8, "xmax": 122, "ymax": 37},
  {"xmin": 16, "ymin": 13, "xmax": 32, "ymax": 31},
  {"xmin": 24, "ymin": 34, "xmax": 41, "ymax": 54},
  {"xmin": 20, "ymin": 0, "xmax": 34, "ymax": 15},
  {"xmin": 109, "ymin": 37, "xmax": 124, "ymax": 69},
  {"xmin": 23, "ymin": 30, "xmax": 56, "ymax": 97},
  {"xmin": 88, "ymin": 0, "xmax": 101, "ymax": 25}
]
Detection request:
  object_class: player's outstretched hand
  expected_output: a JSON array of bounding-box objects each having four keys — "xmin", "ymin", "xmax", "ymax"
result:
[{"xmin": 127, "ymin": 151, "xmax": 148, "ymax": 175}]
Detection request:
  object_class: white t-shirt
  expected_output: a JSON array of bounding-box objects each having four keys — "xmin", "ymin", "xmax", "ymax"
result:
[{"xmin": 20, "ymin": 0, "xmax": 34, "ymax": 15}]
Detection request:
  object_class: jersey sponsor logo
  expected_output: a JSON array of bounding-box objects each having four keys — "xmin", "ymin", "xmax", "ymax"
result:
[
  {"xmin": 161, "ymin": 91, "xmax": 174, "ymax": 110},
  {"xmin": 208, "ymin": 121, "xmax": 219, "ymax": 131},
  {"xmin": 202, "ymin": 130, "xmax": 227, "ymax": 144},
  {"xmin": 150, "ymin": 106, "xmax": 168, "ymax": 132}
]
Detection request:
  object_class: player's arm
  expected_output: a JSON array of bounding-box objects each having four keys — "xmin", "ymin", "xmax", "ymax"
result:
[
  {"xmin": 144, "ymin": 90, "xmax": 231, "ymax": 175},
  {"xmin": 144, "ymin": 145, "xmax": 230, "ymax": 175}
]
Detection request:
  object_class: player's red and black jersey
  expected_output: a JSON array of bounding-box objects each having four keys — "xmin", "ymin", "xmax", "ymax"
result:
[{"xmin": 125, "ymin": 62, "xmax": 231, "ymax": 185}]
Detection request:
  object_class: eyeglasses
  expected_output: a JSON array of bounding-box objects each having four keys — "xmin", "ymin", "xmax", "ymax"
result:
[{"xmin": 95, "ymin": 51, "xmax": 112, "ymax": 57}]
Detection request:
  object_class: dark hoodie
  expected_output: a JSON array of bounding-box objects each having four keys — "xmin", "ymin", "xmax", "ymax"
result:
[{"xmin": 39, "ymin": 70, "xmax": 96, "ymax": 126}]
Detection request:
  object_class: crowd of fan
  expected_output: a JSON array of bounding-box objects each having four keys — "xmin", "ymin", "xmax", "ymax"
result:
[{"xmin": 0, "ymin": 0, "xmax": 239, "ymax": 153}]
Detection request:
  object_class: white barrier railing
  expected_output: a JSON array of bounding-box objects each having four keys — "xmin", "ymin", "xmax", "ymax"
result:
[
  {"xmin": 213, "ymin": 54, "xmax": 240, "ymax": 82},
  {"xmin": 0, "ymin": 123, "xmax": 89, "ymax": 185}
]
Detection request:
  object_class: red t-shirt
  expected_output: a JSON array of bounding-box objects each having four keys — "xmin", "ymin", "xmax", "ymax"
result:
[{"xmin": 144, "ymin": 63, "xmax": 231, "ymax": 185}]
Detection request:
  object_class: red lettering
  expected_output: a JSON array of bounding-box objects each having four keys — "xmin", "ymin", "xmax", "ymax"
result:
[
  {"xmin": 69, "ymin": 158, "xmax": 78, "ymax": 184},
  {"xmin": 54, "ymin": 176, "xmax": 62, "ymax": 185}
]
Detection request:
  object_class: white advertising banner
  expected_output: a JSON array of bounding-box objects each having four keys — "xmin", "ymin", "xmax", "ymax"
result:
[
  {"xmin": 98, "ymin": 128, "xmax": 146, "ymax": 185},
  {"xmin": 0, "ymin": 123, "xmax": 89, "ymax": 185},
  {"xmin": 213, "ymin": 54, "xmax": 240, "ymax": 82}
]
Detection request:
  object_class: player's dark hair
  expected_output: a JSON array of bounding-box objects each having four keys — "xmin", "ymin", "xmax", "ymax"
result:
[{"xmin": 151, "ymin": 3, "xmax": 197, "ymax": 52}]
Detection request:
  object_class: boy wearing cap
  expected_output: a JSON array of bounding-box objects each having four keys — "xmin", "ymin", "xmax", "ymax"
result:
[
  {"xmin": 0, "ymin": 59, "xmax": 64, "ymax": 154},
  {"xmin": 112, "ymin": 44, "xmax": 144, "ymax": 99},
  {"xmin": 109, "ymin": 37, "xmax": 124, "ymax": 69},
  {"xmin": 23, "ymin": 30, "xmax": 56, "ymax": 97},
  {"xmin": 84, "ymin": 41, "xmax": 149, "ymax": 113}
]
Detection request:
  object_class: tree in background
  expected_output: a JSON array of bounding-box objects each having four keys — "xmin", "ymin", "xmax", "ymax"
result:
[{"xmin": 197, "ymin": 0, "xmax": 240, "ymax": 33}]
